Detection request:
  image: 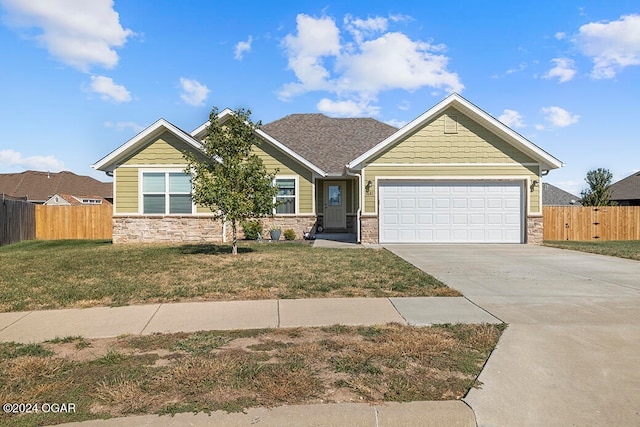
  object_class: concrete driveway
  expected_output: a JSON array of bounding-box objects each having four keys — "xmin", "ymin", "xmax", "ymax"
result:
[{"xmin": 385, "ymin": 244, "xmax": 640, "ymax": 427}]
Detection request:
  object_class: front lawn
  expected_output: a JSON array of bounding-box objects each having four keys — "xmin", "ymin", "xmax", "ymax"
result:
[
  {"xmin": 0, "ymin": 323, "xmax": 504, "ymax": 426},
  {"xmin": 544, "ymin": 240, "xmax": 640, "ymax": 261},
  {"xmin": 0, "ymin": 240, "xmax": 459, "ymax": 312}
]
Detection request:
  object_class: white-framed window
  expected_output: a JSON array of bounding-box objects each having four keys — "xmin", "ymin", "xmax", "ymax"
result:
[
  {"xmin": 141, "ymin": 171, "xmax": 193, "ymax": 214},
  {"xmin": 274, "ymin": 176, "xmax": 297, "ymax": 215}
]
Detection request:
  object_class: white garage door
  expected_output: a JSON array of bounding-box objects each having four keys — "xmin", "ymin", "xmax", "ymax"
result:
[{"xmin": 379, "ymin": 181, "xmax": 523, "ymax": 243}]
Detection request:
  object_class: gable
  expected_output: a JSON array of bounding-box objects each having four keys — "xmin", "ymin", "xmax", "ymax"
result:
[
  {"xmin": 369, "ymin": 108, "xmax": 537, "ymax": 165},
  {"xmin": 124, "ymin": 131, "xmax": 196, "ymax": 165}
]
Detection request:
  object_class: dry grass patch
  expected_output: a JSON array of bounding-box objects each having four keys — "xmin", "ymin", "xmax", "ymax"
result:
[
  {"xmin": 0, "ymin": 240, "xmax": 458, "ymax": 312},
  {"xmin": 0, "ymin": 323, "xmax": 504, "ymax": 426}
]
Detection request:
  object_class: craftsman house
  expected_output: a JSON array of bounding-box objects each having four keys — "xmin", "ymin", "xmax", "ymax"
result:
[{"xmin": 93, "ymin": 93, "xmax": 563, "ymax": 244}]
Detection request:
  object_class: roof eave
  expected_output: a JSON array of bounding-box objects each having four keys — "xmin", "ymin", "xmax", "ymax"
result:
[
  {"xmin": 92, "ymin": 119, "xmax": 205, "ymax": 172},
  {"xmin": 256, "ymin": 129, "xmax": 327, "ymax": 177},
  {"xmin": 347, "ymin": 93, "xmax": 564, "ymax": 171}
]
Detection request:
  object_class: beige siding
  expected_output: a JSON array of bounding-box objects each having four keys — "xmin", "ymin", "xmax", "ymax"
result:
[
  {"xmin": 115, "ymin": 168, "xmax": 138, "ymax": 213},
  {"xmin": 125, "ymin": 131, "xmax": 192, "ymax": 165},
  {"xmin": 363, "ymin": 165, "xmax": 540, "ymax": 213},
  {"xmin": 364, "ymin": 107, "xmax": 542, "ymax": 214},
  {"xmin": 371, "ymin": 108, "xmax": 536, "ymax": 165},
  {"xmin": 253, "ymin": 140, "xmax": 314, "ymax": 214}
]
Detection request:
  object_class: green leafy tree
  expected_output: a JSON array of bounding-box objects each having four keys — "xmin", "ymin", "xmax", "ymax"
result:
[
  {"xmin": 580, "ymin": 168, "xmax": 616, "ymax": 206},
  {"xmin": 184, "ymin": 107, "xmax": 278, "ymax": 255}
]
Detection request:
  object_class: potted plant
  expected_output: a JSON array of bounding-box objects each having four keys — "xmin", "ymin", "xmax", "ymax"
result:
[{"xmin": 269, "ymin": 226, "xmax": 281, "ymax": 241}]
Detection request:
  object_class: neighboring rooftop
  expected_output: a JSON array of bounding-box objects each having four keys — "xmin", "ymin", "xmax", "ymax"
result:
[
  {"xmin": 0, "ymin": 170, "xmax": 112, "ymax": 203},
  {"xmin": 542, "ymin": 183, "xmax": 581, "ymax": 206},
  {"xmin": 609, "ymin": 171, "xmax": 640, "ymax": 204},
  {"xmin": 261, "ymin": 114, "xmax": 398, "ymax": 174}
]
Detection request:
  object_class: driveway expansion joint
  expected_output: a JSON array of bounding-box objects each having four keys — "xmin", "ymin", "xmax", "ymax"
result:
[{"xmin": 0, "ymin": 311, "xmax": 33, "ymax": 332}]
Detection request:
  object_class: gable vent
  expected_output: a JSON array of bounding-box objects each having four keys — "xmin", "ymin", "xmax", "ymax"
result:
[{"xmin": 444, "ymin": 114, "xmax": 458, "ymax": 134}]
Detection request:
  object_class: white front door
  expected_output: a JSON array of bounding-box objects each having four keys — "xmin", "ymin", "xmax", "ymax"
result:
[{"xmin": 324, "ymin": 181, "xmax": 346, "ymax": 229}]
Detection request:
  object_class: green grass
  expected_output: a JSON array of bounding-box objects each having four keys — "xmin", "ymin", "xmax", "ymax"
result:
[
  {"xmin": 0, "ymin": 324, "xmax": 503, "ymax": 426},
  {"xmin": 0, "ymin": 240, "xmax": 459, "ymax": 312},
  {"xmin": 544, "ymin": 240, "xmax": 640, "ymax": 260}
]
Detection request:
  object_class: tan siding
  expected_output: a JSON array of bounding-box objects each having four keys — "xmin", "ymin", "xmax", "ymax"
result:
[
  {"xmin": 253, "ymin": 141, "xmax": 314, "ymax": 214},
  {"xmin": 125, "ymin": 132, "xmax": 191, "ymax": 165},
  {"xmin": 115, "ymin": 168, "xmax": 138, "ymax": 213},
  {"xmin": 371, "ymin": 108, "xmax": 536, "ymax": 165},
  {"xmin": 363, "ymin": 165, "xmax": 539, "ymax": 213}
]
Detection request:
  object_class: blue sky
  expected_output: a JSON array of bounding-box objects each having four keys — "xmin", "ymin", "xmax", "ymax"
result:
[{"xmin": 0, "ymin": 0, "xmax": 638, "ymax": 196}]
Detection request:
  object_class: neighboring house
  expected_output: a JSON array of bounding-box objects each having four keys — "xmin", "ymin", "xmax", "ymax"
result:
[
  {"xmin": 0, "ymin": 170, "xmax": 113, "ymax": 204},
  {"xmin": 44, "ymin": 194, "xmax": 110, "ymax": 206},
  {"xmin": 92, "ymin": 93, "xmax": 563, "ymax": 244},
  {"xmin": 609, "ymin": 171, "xmax": 640, "ymax": 206},
  {"xmin": 542, "ymin": 183, "xmax": 581, "ymax": 206}
]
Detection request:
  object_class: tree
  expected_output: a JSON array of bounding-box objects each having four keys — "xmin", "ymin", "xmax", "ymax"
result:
[
  {"xmin": 580, "ymin": 168, "xmax": 616, "ymax": 206},
  {"xmin": 184, "ymin": 107, "xmax": 279, "ymax": 255}
]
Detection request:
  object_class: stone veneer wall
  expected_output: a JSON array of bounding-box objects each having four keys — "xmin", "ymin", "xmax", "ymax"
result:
[
  {"xmin": 360, "ymin": 216, "xmax": 379, "ymax": 244},
  {"xmin": 259, "ymin": 216, "xmax": 318, "ymax": 240},
  {"xmin": 358, "ymin": 215, "xmax": 541, "ymax": 245},
  {"xmin": 526, "ymin": 215, "xmax": 543, "ymax": 244},
  {"xmin": 113, "ymin": 216, "xmax": 224, "ymax": 244}
]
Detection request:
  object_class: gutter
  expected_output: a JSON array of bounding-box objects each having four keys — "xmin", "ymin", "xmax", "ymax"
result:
[{"xmin": 345, "ymin": 168, "xmax": 362, "ymax": 244}]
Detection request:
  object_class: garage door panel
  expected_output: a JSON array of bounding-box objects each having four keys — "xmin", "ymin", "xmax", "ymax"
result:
[{"xmin": 379, "ymin": 182, "xmax": 523, "ymax": 243}]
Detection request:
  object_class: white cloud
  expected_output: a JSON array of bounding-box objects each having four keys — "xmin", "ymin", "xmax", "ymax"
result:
[
  {"xmin": 279, "ymin": 14, "xmax": 341, "ymax": 99},
  {"xmin": 499, "ymin": 109, "xmax": 525, "ymax": 128},
  {"xmin": 575, "ymin": 14, "xmax": 640, "ymax": 79},
  {"xmin": 317, "ymin": 98, "xmax": 380, "ymax": 117},
  {"xmin": 385, "ymin": 118, "xmax": 408, "ymax": 128},
  {"xmin": 344, "ymin": 15, "xmax": 388, "ymax": 44},
  {"xmin": 104, "ymin": 121, "xmax": 144, "ymax": 134},
  {"xmin": 336, "ymin": 32, "xmax": 463, "ymax": 95},
  {"xmin": 89, "ymin": 75, "xmax": 131, "ymax": 103},
  {"xmin": 234, "ymin": 35, "xmax": 252, "ymax": 60},
  {"xmin": 541, "ymin": 106, "xmax": 580, "ymax": 127},
  {"xmin": 543, "ymin": 58, "xmax": 577, "ymax": 83},
  {"xmin": 1, "ymin": 0, "xmax": 133, "ymax": 71},
  {"xmin": 279, "ymin": 13, "xmax": 463, "ymax": 113},
  {"xmin": 0, "ymin": 149, "xmax": 64, "ymax": 171},
  {"xmin": 555, "ymin": 32, "xmax": 566, "ymax": 40},
  {"xmin": 179, "ymin": 77, "xmax": 210, "ymax": 107}
]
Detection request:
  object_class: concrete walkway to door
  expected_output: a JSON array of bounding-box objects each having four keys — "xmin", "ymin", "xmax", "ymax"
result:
[{"xmin": 385, "ymin": 244, "xmax": 640, "ymax": 427}]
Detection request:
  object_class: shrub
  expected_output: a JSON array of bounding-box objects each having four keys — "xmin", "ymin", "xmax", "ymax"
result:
[
  {"xmin": 242, "ymin": 220, "xmax": 263, "ymax": 240},
  {"xmin": 283, "ymin": 229, "xmax": 296, "ymax": 241}
]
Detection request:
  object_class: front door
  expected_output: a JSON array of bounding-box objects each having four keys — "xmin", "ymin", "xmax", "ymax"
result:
[{"xmin": 324, "ymin": 181, "xmax": 346, "ymax": 229}]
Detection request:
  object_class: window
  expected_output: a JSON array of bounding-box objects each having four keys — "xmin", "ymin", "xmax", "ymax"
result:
[
  {"xmin": 142, "ymin": 172, "xmax": 192, "ymax": 214},
  {"xmin": 275, "ymin": 178, "xmax": 296, "ymax": 214}
]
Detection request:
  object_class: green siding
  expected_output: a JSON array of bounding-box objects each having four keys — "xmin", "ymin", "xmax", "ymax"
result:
[
  {"xmin": 363, "ymin": 165, "xmax": 540, "ymax": 213},
  {"xmin": 363, "ymin": 107, "xmax": 542, "ymax": 214},
  {"xmin": 253, "ymin": 140, "xmax": 314, "ymax": 214},
  {"xmin": 371, "ymin": 108, "xmax": 537, "ymax": 165},
  {"xmin": 115, "ymin": 168, "xmax": 138, "ymax": 213},
  {"xmin": 125, "ymin": 131, "xmax": 194, "ymax": 165}
]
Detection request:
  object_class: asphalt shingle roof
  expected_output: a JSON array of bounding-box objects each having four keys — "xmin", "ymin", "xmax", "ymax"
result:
[
  {"xmin": 542, "ymin": 183, "xmax": 581, "ymax": 206},
  {"xmin": 261, "ymin": 114, "xmax": 398, "ymax": 175},
  {"xmin": 609, "ymin": 171, "xmax": 640, "ymax": 201},
  {"xmin": 0, "ymin": 170, "xmax": 112, "ymax": 202}
]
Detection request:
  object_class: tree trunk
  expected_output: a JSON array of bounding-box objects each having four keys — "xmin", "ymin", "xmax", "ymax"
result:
[{"xmin": 231, "ymin": 220, "xmax": 238, "ymax": 255}]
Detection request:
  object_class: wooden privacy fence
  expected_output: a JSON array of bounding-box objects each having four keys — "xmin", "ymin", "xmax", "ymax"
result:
[
  {"xmin": 0, "ymin": 196, "xmax": 36, "ymax": 246},
  {"xmin": 543, "ymin": 206, "xmax": 640, "ymax": 241},
  {"xmin": 35, "ymin": 204, "xmax": 113, "ymax": 240}
]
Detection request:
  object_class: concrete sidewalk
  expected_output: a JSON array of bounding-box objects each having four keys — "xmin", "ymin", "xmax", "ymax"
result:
[
  {"xmin": 0, "ymin": 297, "xmax": 501, "ymax": 343},
  {"xmin": 0, "ymin": 296, "xmax": 499, "ymax": 426}
]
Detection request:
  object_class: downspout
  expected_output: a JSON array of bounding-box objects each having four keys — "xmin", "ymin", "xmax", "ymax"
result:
[{"xmin": 345, "ymin": 168, "xmax": 362, "ymax": 243}]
